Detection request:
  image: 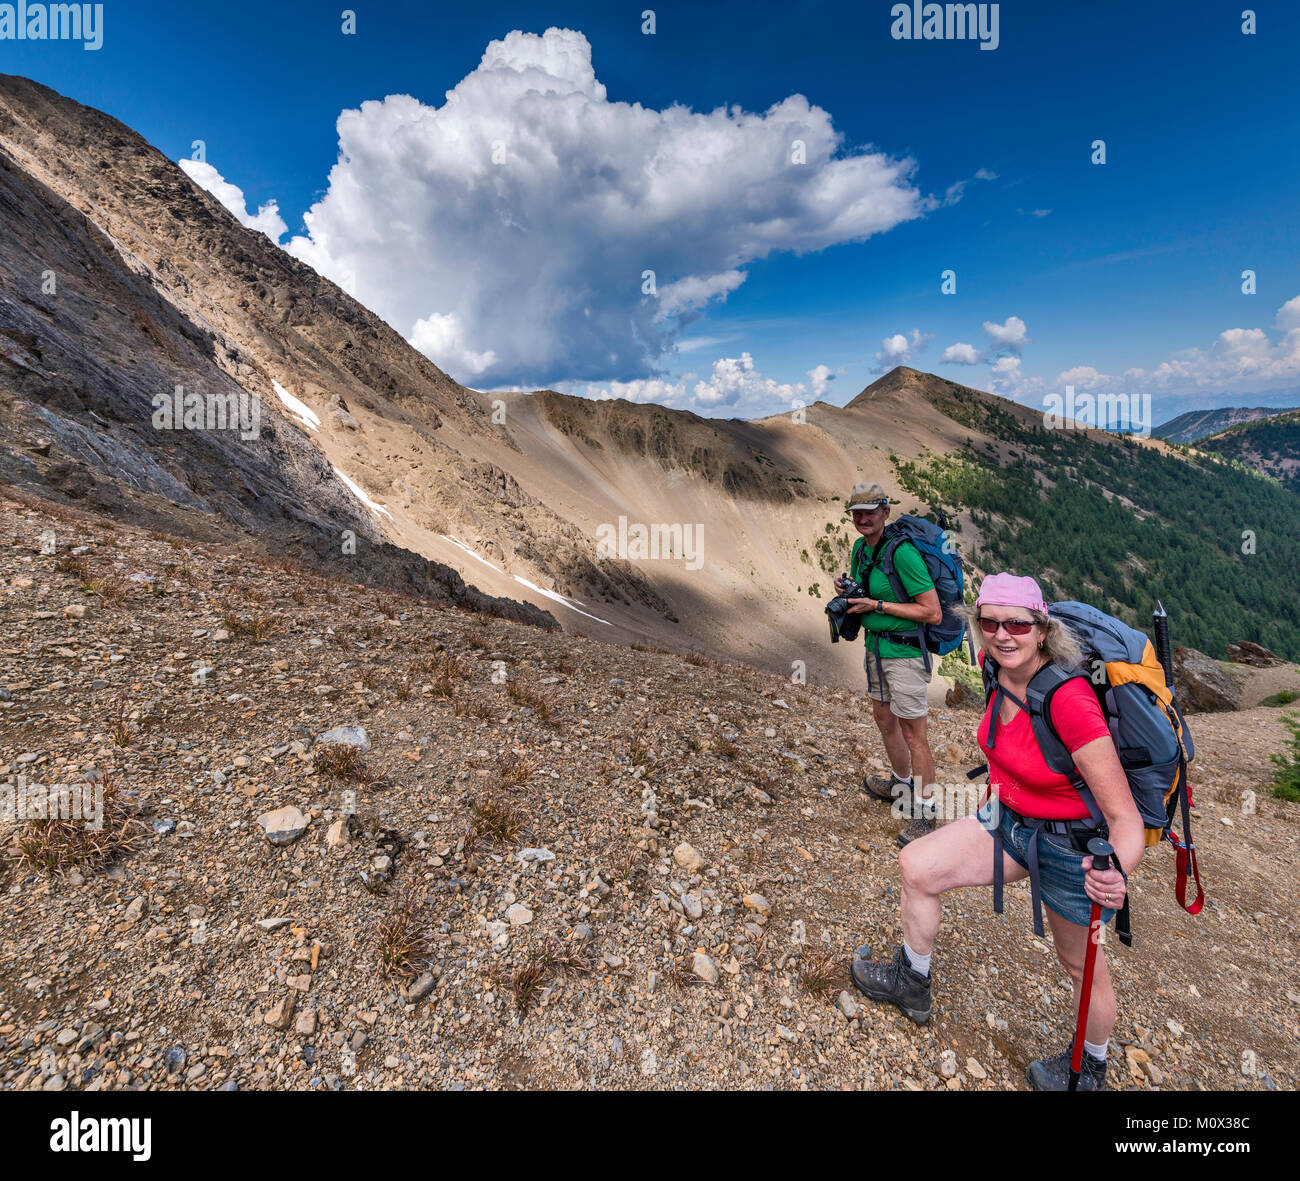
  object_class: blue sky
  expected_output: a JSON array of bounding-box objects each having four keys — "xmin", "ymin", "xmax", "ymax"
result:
[{"xmin": 5, "ymin": 0, "xmax": 1299, "ymax": 421}]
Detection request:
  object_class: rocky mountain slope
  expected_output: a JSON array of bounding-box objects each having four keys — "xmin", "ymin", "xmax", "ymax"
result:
[
  {"xmin": 1195, "ymin": 409, "xmax": 1300, "ymax": 492},
  {"xmin": 1, "ymin": 493, "xmax": 1296, "ymax": 1091}
]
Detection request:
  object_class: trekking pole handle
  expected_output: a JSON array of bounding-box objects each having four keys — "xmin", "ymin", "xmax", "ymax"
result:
[
  {"xmin": 1152, "ymin": 601, "xmax": 1174, "ymax": 692},
  {"xmin": 1086, "ymin": 836, "xmax": 1113, "ymax": 874}
]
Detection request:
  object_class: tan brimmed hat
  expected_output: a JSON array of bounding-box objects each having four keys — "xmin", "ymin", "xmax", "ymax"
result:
[{"xmin": 846, "ymin": 481, "xmax": 889, "ymax": 512}]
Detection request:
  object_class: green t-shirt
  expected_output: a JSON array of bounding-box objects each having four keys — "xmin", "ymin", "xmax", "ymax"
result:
[{"xmin": 850, "ymin": 537, "xmax": 936, "ymax": 659}]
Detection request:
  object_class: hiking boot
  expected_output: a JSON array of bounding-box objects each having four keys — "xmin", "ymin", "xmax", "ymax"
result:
[
  {"xmin": 849, "ymin": 947, "xmax": 932, "ymax": 1025},
  {"xmin": 896, "ymin": 806, "xmax": 937, "ymax": 848},
  {"xmin": 1026, "ymin": 1041, "xmax": 1108, "ymax": 1091},
  {"xmin": 863, "ymin": 772, "xmax": 910, "ymax": 802}
]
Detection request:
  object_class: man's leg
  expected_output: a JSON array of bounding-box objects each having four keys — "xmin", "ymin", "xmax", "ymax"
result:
[
  {"xmin": 898, "ymin": 714, "xmax": 936, "ymax": 805},
  {"xmin": 870, "ymin": 697, "xmax": 912, "ymax": 779}
]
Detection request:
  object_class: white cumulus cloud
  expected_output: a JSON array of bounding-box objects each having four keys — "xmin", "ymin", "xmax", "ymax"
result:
[
  {"xmin": 807, "ymin": 363, "xmax": 844, "ymax": 399},
  {"xmin": 1274, "ymin": 295, "xmax": 1300, "ymax": 333},
  {"xmin": 1079, "ymin": 295, "xmax": 1300, "ymax": 394},
  {"xmin": 1055, "ymin": 365, "xmax": 1111, "ymax": 389},
  {"xmin": 409, "ymin": 312, "xmax": 498, "ymax": 377},
  {"xmin": 575, "ymin": 352, "xmax": 812, "ymax": 417},
  {"xmin": 179, "ymin": 159, "xmax": 287, "ymax": 242},
  {"xmin": 982, "ymin": 315, "xmax": 1029, "ymax": 352},
  {"xmin": 284, "ymin": 27, "xmax": 930, "ymax": 388},
  {"xmin": 941, "ymin": 342, "xmax": 982, "ymax": 365},
  {"xmin": 872, "ymin": 328, "xmax": 931, "ymax": 372}
]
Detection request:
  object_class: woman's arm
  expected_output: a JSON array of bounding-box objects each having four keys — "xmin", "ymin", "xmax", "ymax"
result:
[{"xmin": 1069, "ymin": 735, "xmax": 1146, "ymax": 908}]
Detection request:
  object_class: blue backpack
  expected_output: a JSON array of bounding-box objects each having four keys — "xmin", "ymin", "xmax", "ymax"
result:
[{"xmin": 851, "ymin": 515, "xmax": 966, "ymax": 668}]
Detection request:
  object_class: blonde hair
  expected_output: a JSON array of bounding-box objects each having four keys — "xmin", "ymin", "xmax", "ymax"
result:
[{"xmin": 958, "ymin": 604, "xmax": 1085, "ymax": 670}]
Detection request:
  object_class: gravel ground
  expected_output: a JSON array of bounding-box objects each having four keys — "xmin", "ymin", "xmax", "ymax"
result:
[{"xmin": 1, "ymin": 493, "xmax": 1296, "ymax": 1091}]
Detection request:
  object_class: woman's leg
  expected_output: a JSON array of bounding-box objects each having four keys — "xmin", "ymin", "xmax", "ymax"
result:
[
  {"xmin": 898, "ymin": 816, "xmax": 1029, "ymax": 955},
  {"xmin": 1045, "ymin": 906, "xmax": 1116, "ymax": 1045}
]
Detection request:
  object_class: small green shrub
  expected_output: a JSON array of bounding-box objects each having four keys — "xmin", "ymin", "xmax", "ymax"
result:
[{"xmin": 1271, "ymin": 713, "xmax": 1300, "ymax": 803}]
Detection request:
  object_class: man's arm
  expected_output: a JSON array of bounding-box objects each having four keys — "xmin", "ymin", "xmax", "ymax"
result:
[{"xmin": 846, "ymin": 589, "xmax": 941, "ymax": 621}]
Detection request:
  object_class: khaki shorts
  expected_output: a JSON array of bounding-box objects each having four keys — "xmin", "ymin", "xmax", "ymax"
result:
[{"xmin": 863, "ymin": 650, "xmax": 931, "ymax": 719}]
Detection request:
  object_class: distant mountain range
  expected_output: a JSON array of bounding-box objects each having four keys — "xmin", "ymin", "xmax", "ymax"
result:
[
  {"xmin": 1153, "ymin": 406, "xmax": 1294, "ymax": 444},
  {"xmin": 2, "ymin": 74, "xmax": 1299, "ymax": 673}
]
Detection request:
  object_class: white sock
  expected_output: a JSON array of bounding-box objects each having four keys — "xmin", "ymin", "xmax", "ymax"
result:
[
  {"xmin": 1083, "ymin": 1037, "xmax": 1108, "ymax": 1061},
  {"xmin": 903, "ymin": 940, "xmax": 931, "ymax": 976}
]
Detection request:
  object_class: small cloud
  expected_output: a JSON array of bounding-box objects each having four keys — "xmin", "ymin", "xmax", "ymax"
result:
[
  {"xmin": 941, "ymin": 342, "xmax": 982, "ymax": 365},
  {"xmin": 872, "ymin": 328, "xmax": 933, "ymax": 372},
  {"xmin": 1275, "ymin": 294, "xmax": 1300, "ymax": 332},
  {"xmin": 807, "ymin": 363, "xmax": 845, "ymax": 399},
  {"xmin": 675, "ymin": 334, "xmax": 738, "ymax": 355},
  {"xmin": 1055, "ymin": 365, "xmax": 1111, "ymax": 390},
  {"xmin": 982, "ymin": 315, "xmax": 1029, "ymax": 353},
  {"xmin": 574, "ymin": 352, "xmax": 805, "ymax": 417},
  {"xmin": 943, "ymin": 167, "xmax": 998, "ymax": 206}
]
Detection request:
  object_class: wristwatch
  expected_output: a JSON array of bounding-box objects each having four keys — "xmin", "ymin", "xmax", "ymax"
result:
[{"xmin": 875, "ymin": 599, "xmax": 885, "ymax": 613}]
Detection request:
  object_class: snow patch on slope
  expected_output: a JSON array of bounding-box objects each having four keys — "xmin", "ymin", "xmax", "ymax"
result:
[
  {"xmin": 332, "ymin": 465, "xmax": 392, "ymax": 519},
  {"xmin": 273, "ymin": 380, "xmax": 320, "ymax": 432}
]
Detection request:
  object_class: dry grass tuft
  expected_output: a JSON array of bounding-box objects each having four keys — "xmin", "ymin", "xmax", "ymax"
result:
[
  {"xmin": 54, "ymin": 554, "xmax": 92, "ymax": 582},
  {"xmin": 376, "ymin": 889, "xmax": 435, "ymax": 979},
  {"xmin": 454, "ymin": 698, "xmax": 495, "ymax": 722},
  {"xmin": 798, "ymin": 947, "xmax": 848, "ymax": 1000},
  {"xmin": 7, "ymin": 775, "xmax": 145, "ymax": 876},
  {"xmin": 497, "ymin": 751, "xmax": 536, "ymax": 788},
  {"xmin": 508, "ymin": 940, "xmax": 590, "ymax": 1015},
  {"xmin": 507, "ymin": 683, "xmax": 555, "ymax": 725},
  {"xmin": 88, "ymin": 572, "xmax": 131, "ymax": 604},
  {"xmin": 470, "ymin": 797, "xmax": 526, "ymax": 843},
  {"xmin": 313, "ymin": 743, "xmax": 378, "ymax": 785},
  {"xmin": 222, "ymin": 613, "xmax": 278, "ymax": 641},
  {"xmin": 111, "ymin": 692, "xmax": 132, "ymax": 747}
]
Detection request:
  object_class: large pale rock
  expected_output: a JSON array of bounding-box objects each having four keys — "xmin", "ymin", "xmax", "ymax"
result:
[
  {"xmin": 1172, "ymin": 647, "xmax": 1243, "ymax": 713},
  {"xmin": 673, "ymin": 842, "xmax": 705, "ymax": 872},
  {"xmin": 317, "ymin": 725, "xmax": 370, "ymax": 750},
  {"xmin": 691, "ymin": 952, "xmax": 718, "ymax": 984},
  {"xmin": 257, "ymin": 805, "xmax": 310, "ymax": 845}
]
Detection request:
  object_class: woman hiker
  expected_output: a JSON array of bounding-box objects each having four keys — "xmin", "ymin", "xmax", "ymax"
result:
[{"xmin": 849, "ymin": 573, "xmax": 1145, "ymax": 1090}]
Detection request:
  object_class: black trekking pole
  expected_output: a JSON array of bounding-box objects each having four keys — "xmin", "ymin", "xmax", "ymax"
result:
[
  {"xmin": 1069, "ymin": 836, "xmax": 1114, "ymax": 1091},
  {"xmin": 1152, "ymin": 601, "xmax": 1174, "ymax": 693}
]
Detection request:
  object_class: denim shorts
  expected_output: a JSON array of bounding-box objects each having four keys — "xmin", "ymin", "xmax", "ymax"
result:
[{"xmin": 977, "ymin": 801, "xmax": 1116, "ymax": 929}]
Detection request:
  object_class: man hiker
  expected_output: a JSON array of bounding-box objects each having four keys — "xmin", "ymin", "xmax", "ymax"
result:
[{"xmin": 835, "ymin": 481, "xmax": 943, "ymax": 845}]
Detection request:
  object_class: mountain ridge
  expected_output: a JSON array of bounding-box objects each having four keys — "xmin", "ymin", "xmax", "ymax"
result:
[{"xmin": 2, "ymin": 75, "xmax": 1299, "ymax": 676}]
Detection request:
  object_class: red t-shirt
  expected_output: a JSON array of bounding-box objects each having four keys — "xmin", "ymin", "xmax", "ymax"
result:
[{"xmin": 977, "ymin": 672, "xmax": 1112, "ymax": 820}]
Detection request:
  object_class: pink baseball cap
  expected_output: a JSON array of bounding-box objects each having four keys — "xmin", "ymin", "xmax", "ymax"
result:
[{"xmin": 975, "ymin": 572, "xmax": 1048, "ymax": 613}]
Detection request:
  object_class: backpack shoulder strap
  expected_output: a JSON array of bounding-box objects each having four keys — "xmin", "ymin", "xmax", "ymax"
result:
[
  {"xmin": 874, "ymin": 533, "xmax": 912, "ymax": 603},
  {"xmin": 849, "ymin": 536, "xmax": 865, "ymax": 582},
  {"xmin": 1034, "ymin": 669, "xmax": 1106, "ymax": 826}
]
